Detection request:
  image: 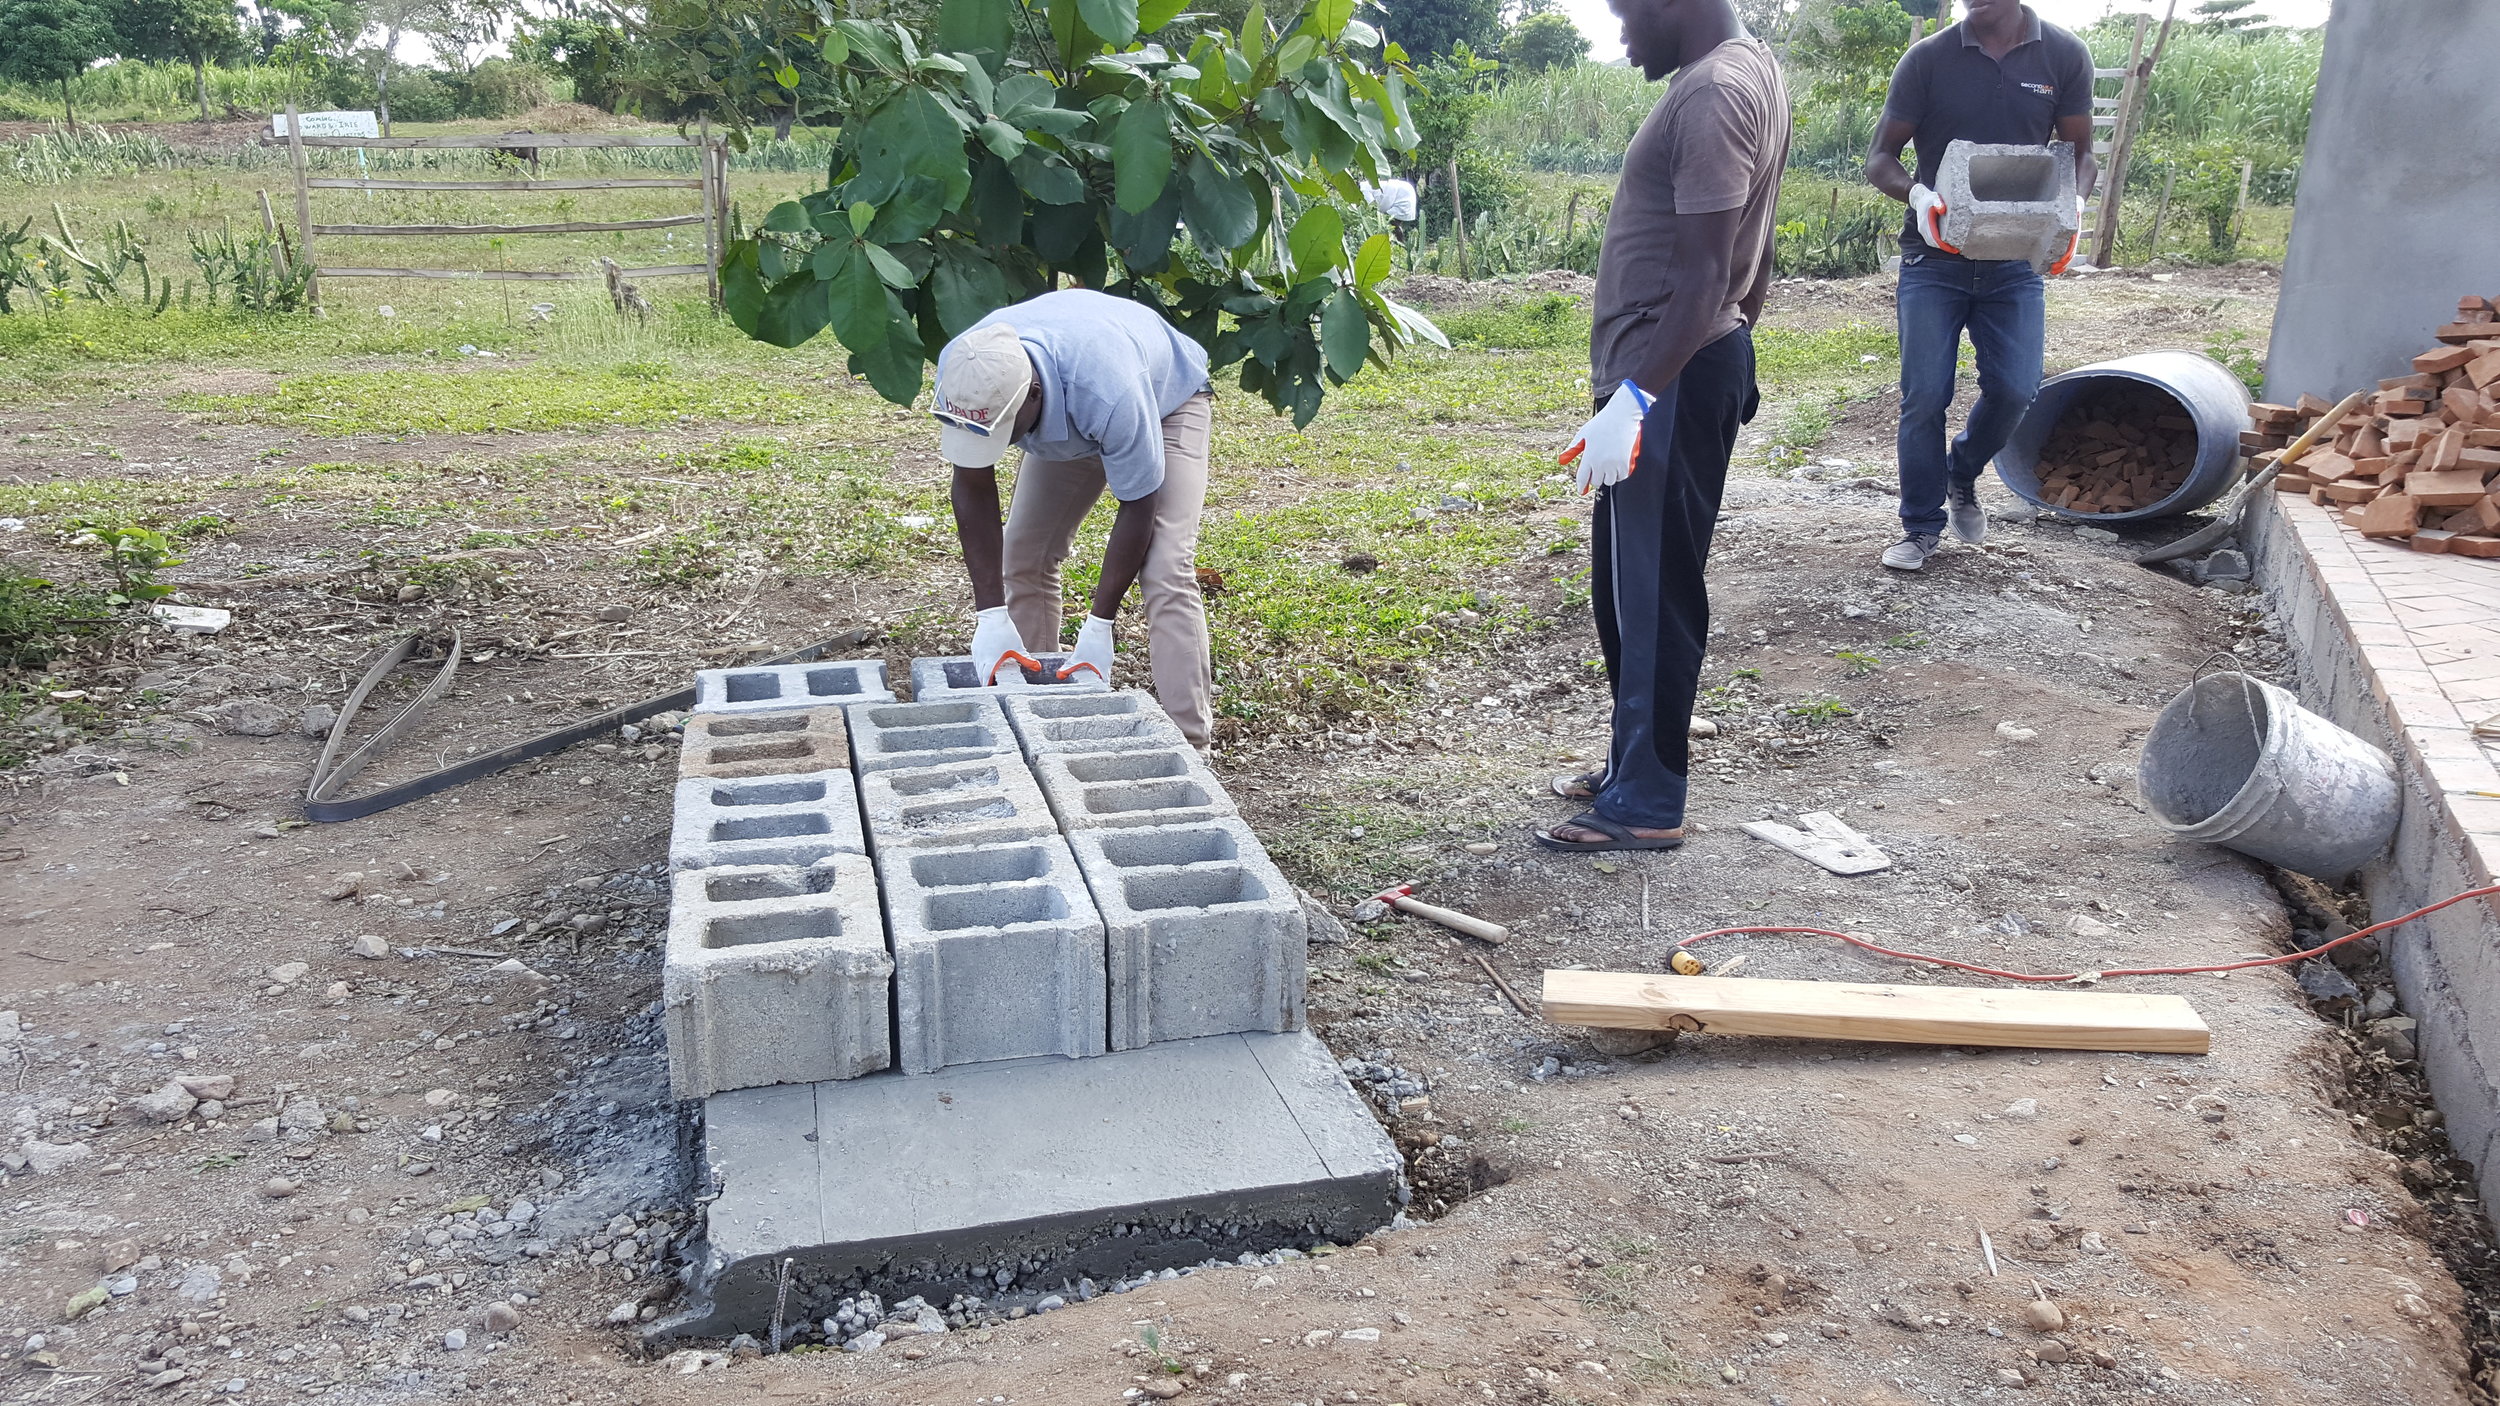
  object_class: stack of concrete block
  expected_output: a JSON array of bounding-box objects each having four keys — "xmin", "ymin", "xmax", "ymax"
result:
[
  {"xmin": 852, "ymin": 694, "xmax": 1107, "ymax": 1075},
  {"xmin": 1001, "ymin": 690, "xmax": 1308, "ymax": 1051},
  {"xmin": 662, "ymin": 659, "xmax": 893, "ymax": 1099},
  {"xmin": 1936, "ymin": 139, "xmax": 2078, "ymax": 272}
]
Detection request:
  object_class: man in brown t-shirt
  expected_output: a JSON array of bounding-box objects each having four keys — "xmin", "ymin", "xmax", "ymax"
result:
[{"xmin": 1538, "ymin": 0, "xmax": 1789, "ymax": 854}]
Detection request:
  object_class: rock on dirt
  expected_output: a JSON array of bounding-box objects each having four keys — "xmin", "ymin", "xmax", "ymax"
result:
[
  {"xmin": 134, "ymin": 1081, "xmax": 199, "ymax": 1122},
  {"xmin": 206, "ymin": 698, "xmax": 291, "ymax": 736},
  {"xmin": 348, "ymin": 934, "xmax": 390, "ymax": 959}
]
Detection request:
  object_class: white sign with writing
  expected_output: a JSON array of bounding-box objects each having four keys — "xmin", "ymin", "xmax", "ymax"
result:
[{"xmin": 272, "ymin": 110, "xmax": 381, "ymax": 139}]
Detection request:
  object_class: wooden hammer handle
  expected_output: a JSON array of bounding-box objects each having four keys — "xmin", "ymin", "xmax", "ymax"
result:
[{"xmin": 1394, "ymin": 896, "xmax": 1508, "ymax": 944}]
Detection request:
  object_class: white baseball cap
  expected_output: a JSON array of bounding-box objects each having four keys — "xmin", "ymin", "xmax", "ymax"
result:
[{"xmin": 932, "ymin": 323, "xmax": 1034, "ymax": 469}]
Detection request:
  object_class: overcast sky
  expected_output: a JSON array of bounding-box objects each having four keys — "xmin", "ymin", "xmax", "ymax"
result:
[{"xmin": 1562, "ymin": 0, "xmax": 2333, "ymax": 64}]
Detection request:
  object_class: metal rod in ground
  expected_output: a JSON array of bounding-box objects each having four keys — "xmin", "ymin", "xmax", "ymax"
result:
[
  {"xmin": 1475, "ymin": 954, "xmax": 1535, "ymax": 1018},
  {"xmin": 769, "ymin": 1257, "xmax": 793, "ymax": 1352}
]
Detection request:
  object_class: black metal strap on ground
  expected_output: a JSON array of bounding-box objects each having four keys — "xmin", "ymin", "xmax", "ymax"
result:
[{"xmin": 301, "ymin": 625, "xmax": 875, "ymax": 824}]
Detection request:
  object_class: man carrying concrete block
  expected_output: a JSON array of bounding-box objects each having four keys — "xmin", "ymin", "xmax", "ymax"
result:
[
  {"xmin": 1534, "ymin": 0, "xmax": 1787, "ymax": 854},
  {"xmin": 1866, "ymin": 0, "xmax": 2094, "ymax": 571},
  {"xmin": 931, "ymin": 288, "xmax": 1217, "ymax": 747}
]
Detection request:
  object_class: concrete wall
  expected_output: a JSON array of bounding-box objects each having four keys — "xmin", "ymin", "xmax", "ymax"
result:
[{"xmin": 2264, "ymin": 0, "xmax": 2500, "ymax": 402}]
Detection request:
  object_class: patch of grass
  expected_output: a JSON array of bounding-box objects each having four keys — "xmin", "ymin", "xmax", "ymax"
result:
[
  {"xmin": 1753, "ymin": 324, "xmax": 1898, "ymax": 383},
  {"xmin": 1430, "ymin": 293, "xmax": 1591, "ymax": 350},
  {"xmin": 1783, "ymin": 696, "xmax": 1855, "ymax": 725},
  {"xmin": 1766, "ymin": 397, "xmax": 1837, "ymax": 472},
  {"xmin": 171, "ymin": 365, "xmax": 836, "ymax": 436},
  {"xmin": 630, "ymin": 530, "xmax": 730, "ymax": 588},
  {"xmin": 1263, "ymin": 799, "xmax": 1439, "ymax": 898},
  {"xmin": 0, "ymin": 574, "xmax": 117, "ymax": 669}
]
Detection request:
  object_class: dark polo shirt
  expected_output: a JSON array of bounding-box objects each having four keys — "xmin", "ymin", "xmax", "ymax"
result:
[{"xmin": 1882, "ymin": 7, "xmax": 2092, "ymax": 258}]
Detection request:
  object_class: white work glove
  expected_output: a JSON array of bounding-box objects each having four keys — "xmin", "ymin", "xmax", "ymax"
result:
[
  {"xmin": 1908, "ymin": 182, "xmax": 1957, "ymax": 252},
  {"xmin": 1559, "ymin": 383, "xmax": 1655, "ymax": 494},
  {"xmin": 2048, "ymin": 194, "xmax": 2085, "ymax": 275},
  {"xmin": 969, "ymin": 605, "xmax": 1038, "ymax": 686},
  {"xmin": 1059, "ymin": 613, "xmax": 1114, "ymax": 683}
]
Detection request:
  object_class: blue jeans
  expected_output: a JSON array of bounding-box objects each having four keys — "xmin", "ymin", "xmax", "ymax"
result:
[{"xmin": 1895, "ymin": 254, "xmax": 2045, "ymax": 536}]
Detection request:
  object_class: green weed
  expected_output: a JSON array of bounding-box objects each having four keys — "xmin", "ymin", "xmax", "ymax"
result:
[
  {"xmin": 0, "ymin": 574, "xmax": 117, "ymax": 669},
  {"xmin": 1834, "ymin": 648, "xmax": 1879, "ymax": 675},
  {"xmin": 1783, "ymin": 697, "xmax": 1855, "ymax": 725}
]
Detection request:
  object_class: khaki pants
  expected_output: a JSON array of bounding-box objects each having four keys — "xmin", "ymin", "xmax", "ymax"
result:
[{"xmin": 1003, "ymin": 392, "xmax": 1214, "ymax": 746}]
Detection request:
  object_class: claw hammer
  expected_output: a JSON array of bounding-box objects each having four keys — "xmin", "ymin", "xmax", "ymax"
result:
[{"xmin": 1353, "ymin": 881, "xmax": 1510, "ymax": 945}]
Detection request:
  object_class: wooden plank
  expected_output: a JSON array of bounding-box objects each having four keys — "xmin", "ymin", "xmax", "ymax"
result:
[
  {"xmin": 311, "ymin": 213, "xmax": 705, "ymax": 237},
  {"xmin": 290, "ymin": 133, "xmax": 702, "ymax": 149},
  {"xmin": 305, "ymin": 177, "xmax": 704, "ymax": 192},
  {"xmin": 315, "ymin": 263, "xmax": 708, "ymax": 281},
  {"xmin": 1540, "ymin": 970, "xmax": 2211, "ymax": 1054}
]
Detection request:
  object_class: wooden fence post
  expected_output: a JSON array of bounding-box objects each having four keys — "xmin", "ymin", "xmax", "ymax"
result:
[
  {"xmin": 257, "ymin": 189, "xmax": 288, "ymax": 278},
  {"xmin": 285, "ymin": 103, "xmax": 318, "ymax": 310},
  {"xmin": 1447, "ymin": 156, "xmax": 1468, "ymax": 280},
  {"xmin": 700, "ymin": 116, "xmax": 721, "ymax": 310},
  {"xmin": 2146, "ymin": 165, "xmax": 2177, "ymax": 254},
  {"xmin": 2088, "ymin": 14, "xmax": 2149, "ymax": 269},
  {"xmin": 2229, "ymin": 157, "xmax": 2253, "ymax": 250}
]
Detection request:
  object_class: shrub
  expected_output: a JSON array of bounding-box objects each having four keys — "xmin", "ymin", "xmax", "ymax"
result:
[
  {"xmin": 382, "ymin": 70, "xmax": 455, "ymax": 123},
  {"xmin": 460, "ymin": 59, "xmax": 551, "ymax": 120}
]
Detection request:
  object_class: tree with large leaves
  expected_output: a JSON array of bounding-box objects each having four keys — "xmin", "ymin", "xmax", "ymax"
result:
[
  {"xmin": 110, "ymin": 0, "xmax": 249, "ymax": 122},
  {"xmin": 0, "ymin": 0, "xmax": 121, "ymax": 124},
  {"xmin": 664, "ymin": 0, "xmax": 1444, "ymax": 427}
]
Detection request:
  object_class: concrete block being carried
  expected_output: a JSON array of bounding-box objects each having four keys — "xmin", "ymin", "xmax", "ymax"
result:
[
  {"xmin": 680, "ymin": 706, "xmax": 848, "ymax": 781},
  {"xmin": 1069, "ymin": 820, "xmax": 1307, "ymax": 1049},
  {"xmin": 670, "ymin": 771, "xmax": 867, "ymax": 870},
  {"xmin": 856, "ymin": 755, "xmax": 1058, "ymax": 851},
  {"xmin": 877, "ymin": 836, "xmax": 1109, "ymax": 1074},
  {"xmin": 1936, "ymin": 139, "xmax": 2079, "ymax": 271},
  {"xmin": 910, "ymin": 655, "xmax": 1111, "ymax": 699},
  {"xmin": 694, "ymin": 659, "xmax": 892, "ymax": 715},
  {"xmin": 662, "ymin": 856, "xmax": 891, "ymax": 1098},
  {"xmin": 1031, "ymin": 747, "xmax": 1239, "ymax": 832},
  {"xmin": 1001, "ymin": 689, "xmax": 1190, "ymax": 760},
  {"xmin": 847, "ymin": 696, "xmax": 1019, "ymax": 773}
]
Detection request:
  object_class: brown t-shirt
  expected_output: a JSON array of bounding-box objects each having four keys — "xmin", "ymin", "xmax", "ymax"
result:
[{"xmin": 1590, "ymin": 37, "xmax": 1791, "ymax": 390}]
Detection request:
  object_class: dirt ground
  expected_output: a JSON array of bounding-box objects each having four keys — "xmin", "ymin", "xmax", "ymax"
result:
[{"xmin": 2, "ymin": 266, "xmax": 2489, "ymax": 1405}]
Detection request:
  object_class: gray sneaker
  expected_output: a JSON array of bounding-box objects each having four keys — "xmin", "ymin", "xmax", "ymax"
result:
[
  {"xmin": 1882, "ymin": 532, "xmax": 1943, "ymax": 571},
  {"xmin": 1947, "ymin": 481, "xmax": 1987, "ymax": 544}
]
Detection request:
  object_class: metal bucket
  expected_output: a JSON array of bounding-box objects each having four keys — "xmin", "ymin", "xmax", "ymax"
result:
[
  {"xmin": 2139, "ymin": 672, "xmax": 2400, "ymax": 880},
  {"xmin": 1996, "ymin": 350, "xmax": 2253, "ymax": 522}
]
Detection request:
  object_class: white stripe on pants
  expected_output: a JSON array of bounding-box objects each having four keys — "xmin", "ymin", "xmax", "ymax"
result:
[{"xmin": 1001, "ymin": 391, "xmax": 1214, "ymax": 746}]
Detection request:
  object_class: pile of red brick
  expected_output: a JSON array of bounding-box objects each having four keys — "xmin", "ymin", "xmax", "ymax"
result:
[
  {"xmin": 2027, "ymin": 381, "xmax": 2197, "ymax": 514},
  {"xmin": 2254, "ymin": 294, "xmax": 2500, "ymax": 559}
]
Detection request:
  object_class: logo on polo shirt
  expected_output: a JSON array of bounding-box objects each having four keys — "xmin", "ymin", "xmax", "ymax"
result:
[{"xmin": 2020, "ymin": 81, "xmax": 2056, "ymax": 97}]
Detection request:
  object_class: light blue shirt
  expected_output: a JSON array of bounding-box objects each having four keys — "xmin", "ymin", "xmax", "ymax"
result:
[{"xmin": 958, "ymin": 289, "xmax": 1212, "ymax": 502}]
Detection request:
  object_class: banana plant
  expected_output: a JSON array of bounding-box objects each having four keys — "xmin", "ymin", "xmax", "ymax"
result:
[{"xmin": 695, "ymin": 0, "xmax": 1445, "ymax": 426}]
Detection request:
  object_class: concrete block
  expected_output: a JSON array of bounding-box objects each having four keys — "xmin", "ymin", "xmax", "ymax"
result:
[
  {"xmin": 847, "ymin": 696, "xmax": 1019, "ymax": 773},
  {"xmin": 694, "ymin": 659, "xmax": 893, "ymax": 715},
  {"xmin": 876, "ymin": 836, "xmax": 1107, "ymax": 1073},
  {"xmin": 662, "ymin": 856, "xmax": 891, "ymax": 1098},
  {"xmin": 1000, "ymin": 689, "xmax": 1190, "ymax": 760},
  {"xmin": 1069, "ymin": 820, "xmax": 1307, "ymax": 1048},
  {"xmin": 669, "ymin": 771, "xmax": 867, "ymax": 870},
  {"xmin": 662, "ymin": 1030, "xmax": 1404, "ymax": 1340},
  {"xmin": 909, "ymin": 655, "xmax": 1110, "ymax": 699},
  {"xmin": 856, "ymin": 756, "xmax": 1057, "ymax": 851},
  {"xmin": 1031, "ymin": 746, "xmax": 1239, "ymax": 831},
  {"xmin": 1936, "ymin": 139, "xmax": 2078, "ymax": 271},
  {"xmin": 680, "ymin": 707, "xmax": 848, "ymax": 781}
]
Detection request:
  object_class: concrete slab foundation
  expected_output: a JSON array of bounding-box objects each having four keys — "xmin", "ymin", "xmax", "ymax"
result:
[
  {"xmin": 1001, "ymin": 689, "xmax": 1192, "ymax": 759},
  {"xmin": 680, "ymin": 707, "xmax": 849, "ymax": 781},
  {"xmin": 877, "ymin": 835, "xmax": 1109, "ymax": 1073},
  {"xmin": 1937, "ymin": 139, "xmax": 2078, "ymax": 271},
  {"xmin": 1068, "ymin": 820, "xmax": 1308, "ymax": 1049},
  {"xmin": 669, "ymin": 771, "xmax": 868, "ymax": 870},
  {"xmin": 662, "ymin": 855, "xmax": 892, "ymax": 1098},
  {"xmin": 694, "ymin": 659, "xmax": 893, "ymax": 714},
  {"xmin": 911, "ymin": 655, "xmax": 1111, "ymax": 699},
  {"xmin": 659, "ymin": 1030, "xmax": 1405, "ymax": 1340}
]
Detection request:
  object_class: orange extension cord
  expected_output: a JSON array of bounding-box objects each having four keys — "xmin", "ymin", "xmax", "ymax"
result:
[{"xmin": 1668, "ymin": 884, "xmax": 2500, "ymax": 984}]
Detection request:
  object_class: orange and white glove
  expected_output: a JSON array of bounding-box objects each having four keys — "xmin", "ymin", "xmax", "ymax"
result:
[
  {"xmin": 2047, "ymin": 195, "xmax": 2085, "ymax": 275},
  {"xmin": 1559, "ymin": 383, "xmax": 1655, "ymax": 495},
  {"xmin": 1058, "ymin": 614, "xmax": 1114, "ymax": 683},
  {"xmin": 970, "ymin": 605, "xmax": 1038, "ymax": 685},
  {"xmin": 1908, "ymin": 183, "xmax": 1957, "ymax": 253}
]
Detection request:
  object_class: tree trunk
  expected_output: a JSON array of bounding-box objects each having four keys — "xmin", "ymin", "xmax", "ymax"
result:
[
  {"xmin": 62, "ymin": 78, "xmax": 76, "ymax": 127},
  {"xmin": 193, "ymin": 55, "xmax": 211, "ymax": 123}
]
